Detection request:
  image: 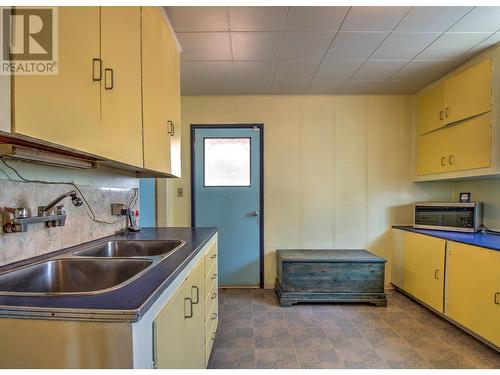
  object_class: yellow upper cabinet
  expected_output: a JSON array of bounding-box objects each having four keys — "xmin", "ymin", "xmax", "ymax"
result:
[
  {"xmin": 417, "ymin": 82, "xmax": 444, "ymax": 135},
  {"xmin": 444, "ymin": 59, "xmax": 492, "ymax": 125},
  {"xmin": 417, "ymin": 113, "xmax": 491, "ymax": 175},
  {"xmin": 446, "ymin": 242, "xmax": 500, "ymax": 347},
  {"xmin": 402, "ymin": 232, "xmax": 446, "ymax": 312},
  {"xmin": 13, "ymin": 7, "xmax": 102, "ymax": 155},
  {"xmin": 142, "ymin": 7, "xmax": 181, "ymax": 176},
  {"xmin": 100, "ymin": 7, "xmax": 143, "ymax": 168}
]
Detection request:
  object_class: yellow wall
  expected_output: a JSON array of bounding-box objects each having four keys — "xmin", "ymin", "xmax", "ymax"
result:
[{"xmin": 166, "ymin": 95, "xmax": 453, "ymax": 288}]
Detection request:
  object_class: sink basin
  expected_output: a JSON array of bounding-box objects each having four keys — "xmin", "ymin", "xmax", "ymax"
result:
[
  {"xmin": 0, "ymin": 258, "xmax": 152, "ymax": 295},
  {"xmin": 73, "ymin": 240, "xmax": 184, "ymax": 258}
]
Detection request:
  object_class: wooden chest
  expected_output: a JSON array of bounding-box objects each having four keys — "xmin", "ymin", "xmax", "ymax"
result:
[{"xmin": 275, "ymin": 250, "xmax": 387, "ymax": 307}]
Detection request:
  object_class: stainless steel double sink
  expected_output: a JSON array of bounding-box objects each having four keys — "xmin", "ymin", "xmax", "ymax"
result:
[{"xmin": 0, "ymin": 239, "xmax": 185, "ymax": 296}]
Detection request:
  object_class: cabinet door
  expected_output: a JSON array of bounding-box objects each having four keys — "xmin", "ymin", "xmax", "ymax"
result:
[
  {"xmin": 142, "ymin": 7, "xmax": 172, "ymax": 174},
  {"xmin": 446, "ymin": 242, "xmax": 500, "ymax": 347},
  {"xmin": 154, "ymin": 258, "xmax": 205, "ymax": 369},
  {"xmin": 100, "ymin": 7, "xmax": 143, "ymax": 167},
  {"xmin": 13, "ymin": 7, "xmax": 101, "ymax": 155},
  {"xmin": 402, "ymin": 232, "xmax": 446, "ymax": 312},
  {"xmin": 445, "ymin": 113, "xmax": 491, "ymax": 172},
  {"xmin": 418, "ymin": 82, "xmax": 444, "ymax": 135},
  {"xmin": 444, "ymin": 59, "xmax": 491, "ymax": 125},
  {"xmin": 417, "ymin": 129, "xmax": 452, "ymax": 175}
]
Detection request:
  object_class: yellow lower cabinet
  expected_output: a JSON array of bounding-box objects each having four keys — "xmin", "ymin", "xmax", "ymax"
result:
[
  {"xmin": 403, "ymin": 232, "xmax": 446, "ymax": 312},
  {"xmin": 446, "ymin": 242, "xmax": 500, "ymax": 347},
  {"xmin": 154, "ymin": 258, "xmax": 205, "ymax": 369}
]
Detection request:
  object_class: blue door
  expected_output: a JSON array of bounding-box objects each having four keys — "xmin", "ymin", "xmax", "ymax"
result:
[{"xmin": 193, "ymin": 126, "xmax": 262, "ymax": 286}]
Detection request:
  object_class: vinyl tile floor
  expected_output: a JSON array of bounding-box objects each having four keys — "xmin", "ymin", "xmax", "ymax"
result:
[{"xmin": 208, "ymin": 288, "xmax": 500, "ymax": 369}]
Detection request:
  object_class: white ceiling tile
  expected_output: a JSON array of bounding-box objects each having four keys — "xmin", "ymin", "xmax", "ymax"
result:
[
  {"xmin": 235, "ymin": 80, "xmax": 272, "ymax": 94},
  {"xmin": 271, "ymin": 81, "xmax": 309, "ymax": 94},
  {"xmin": 416, "ymin": 32, "xmax": 492, "ymax": 60},
  {"xmin": 231, "ymin": 32, "xmax": 281, "ymax": 61},
  {"xmin": 340, "ymin": 7, "xmax": 411, "ymax": 31},
  {"xmin": 325, "ymin": 32, "xmax": 389, "ymax": 61},
  {"xmin": 370, "ymin": 32, "xmax": 441, "ymax": 60},
  {"xmin": 460, "ymin": 32, "xmax": 500, "ymax": 59},
  {"xmin": 341, "ymin": 80, "xmax": 384, "ymax": 94},
  {"xmin": 375, "ymin": 80, "xmax": 426, "ymax": 94},
  {"xmin": 305, "ymin": 80, "xmax": 346, "ymax": 94},
  {"xmin": 395, "ymin": 7, "xmax": 473, "ymax": 32},
  {"xmin": 285, "ymin": 6, "xmax": 349, "ymax": 31},
  {"xmin": 228, "ymin": 6, "xmax": 287, "ymax": 31},
  {"xmin": 177, "ymin": 33, "xmax": 232, "ymax": 61},
  {"xmin": 275, "ymin": 61, "xmax": 318, "ymax": 81},
  {"xmin": 313, "ymin": 61, "xmax": 364, "ymax": 81},
  {"xmin": 448, "ymin": 7, "xmax": 500, "ymax": 32},
  {"xmin": 165, "ymin": 7, "xmax": 229, "ymax": 32},
  {"xmin": 279, "ymin": 32, "xmax": 335, "ymax": 61},
  {"xmin": 187, "ymin": 61, "xmax": 234, "ymax": 83},
  {"xmin": 234, "ymin": 61, "xmax": 275, "ymax": 82},
  {"xmin": 391, "ymin": 60, "xmax": 462, "ymax": 83},
  {"xmin": 353, "ymin": 61, "xmax": 407, "ymax": 81}
]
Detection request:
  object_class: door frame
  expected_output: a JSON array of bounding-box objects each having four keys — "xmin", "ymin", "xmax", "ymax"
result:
[{"xmin": 190, "ymin": 124, "xmax": 264, "ymax": 288}]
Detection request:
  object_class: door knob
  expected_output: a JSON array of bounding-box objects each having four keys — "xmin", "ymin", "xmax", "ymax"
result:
[{"xmin": 250, "ymin": 210, "xmax": 259, "ymax": 217}]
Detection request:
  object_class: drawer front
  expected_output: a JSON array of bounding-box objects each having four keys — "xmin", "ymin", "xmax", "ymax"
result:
[
  {"xmin": 205, "ymin": 276, "xmax": 218, "ymax": 305},
  {"xmin": 205, "ymin": 260, "xmax": 218, "ymax": 289},
  {"xmin": 282, "ymin": 262, "xmax": 385, "ymax": 293},
  {"xmin": 205, "ymin": 297, "xmax": 218, "ymax": 342},
  {"xmin": 204, "ymin": 242, "xmax": 217, "ymax": 275}
]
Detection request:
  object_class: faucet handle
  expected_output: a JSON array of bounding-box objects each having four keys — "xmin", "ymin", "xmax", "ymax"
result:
[
  {"xmin": 14, "ymin": 207, "xmax": 30, "ymax": 219},
  {"xmin": 55, "ymin": 205, "xmax": 66, "ymax": 215}
]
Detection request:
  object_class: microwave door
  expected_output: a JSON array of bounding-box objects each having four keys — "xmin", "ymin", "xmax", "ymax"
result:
[{"xmin": 415, "ymin": 207, "xmax": 444, "ymax": 226}]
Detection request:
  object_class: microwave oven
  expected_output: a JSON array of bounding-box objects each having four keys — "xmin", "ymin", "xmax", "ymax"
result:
[{"xmin": 414, "ymin": 202, "xmax": 483, "ymax": 233}]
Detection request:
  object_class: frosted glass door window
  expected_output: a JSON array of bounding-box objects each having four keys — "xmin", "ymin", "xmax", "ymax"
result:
[{"xmin": 204, "ymin": 138, "xmax": 251, "ymax": 186}]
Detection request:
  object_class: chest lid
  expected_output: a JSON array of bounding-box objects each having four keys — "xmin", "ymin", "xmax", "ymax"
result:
[{"xmin": 276, "ymin": 249, "xmax": 386, "ymax": 263}]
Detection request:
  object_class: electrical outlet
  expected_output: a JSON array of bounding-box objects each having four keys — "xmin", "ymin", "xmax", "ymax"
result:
[{"xmin": 177, "ymin": 187, "xmax": 183, "ymax": 198}]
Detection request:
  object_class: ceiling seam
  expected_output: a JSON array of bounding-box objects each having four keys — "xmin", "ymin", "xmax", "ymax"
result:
[
  {"xmin": 377, "ymin": 6, "xmax": 477, "ymax": 94},
  {"xmin": 226, "ymin": 6, "xmax": 237, "ymax": 94},
  {"xmin": 302, "ymin": 7, "xmax": 352, "ymax": 95},
  {"xmin": 270, "ymin": 6, "xmax": 290, "ymax": 94},
  {"xmin": 338, "ymin": 6, "xmax": 414, "ymax": 95}
]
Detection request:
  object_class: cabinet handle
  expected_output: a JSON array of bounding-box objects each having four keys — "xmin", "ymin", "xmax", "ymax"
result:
[
  {"xmin": 211, "ymin": 273, "xmax": 217, "ymax": 280},
  {"xmin": 434, "ymin": 269, "xmax": 439, "ymax": 280},
  {"xmin": 439, "ymin": 110, "xmax": 444, "ymax": 121},
  {"xmin": 445, "ymin": 107, "xmax": 450, "ymax": 118},
  {"xmin": 211, "ymin": 292, "xmax": 217, "ymax": 300},
  {"xmin": 92, "ymin": 58, "xmax": 102, "ymax": 81},
  {"xmin": 212, "ymin": 312, "xmax": 218, "ymax": 320},
  {"xmin": 448, "ymin": 155, "xmax": 454, "ymax": 165},
  {"xmin": 495, "ymin": 292, "xmax": 500, "ymax": 305},
  {"xmin": 104, "ymin": 68, "xmax": 114, "ymax": 90},
  {"xmin": 167, "ymin": 120, "xmax": 175, "ymax": 136},
  {"xmin": 191, "ymin": 285, "xmax": 199, "ymax": 305},
  {"xmin": 184, "ymin": 297, "xmax": 193, "ymax": 319},
  {"xmin": 211, "ymin": 332, "xmax": 216, "ymax": 341},
  {"xmin": 441, "ymin": 156, "xmax": 447, "ymax": 167},
  {"xmin": 211, "ymin": 253, "xmax": 217, "ymax": 259}
]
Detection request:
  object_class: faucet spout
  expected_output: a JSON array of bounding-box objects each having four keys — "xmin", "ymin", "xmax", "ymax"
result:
[{"xmin": 38, "ymin": 190, "xmax": 83, "ymax": 216}]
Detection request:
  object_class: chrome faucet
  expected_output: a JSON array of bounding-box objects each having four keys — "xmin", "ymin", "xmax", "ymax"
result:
[
  {"xmin": 38, "ymin": 190, "xmax": 83, "ymax": 216},
  {"xmin": 3, "ymin": 190, "xmax": 83, "ymax": 233}
]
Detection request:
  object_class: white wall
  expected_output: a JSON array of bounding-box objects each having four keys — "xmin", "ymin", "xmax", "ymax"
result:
[{"xmin": 167, "ymin": 95, "xmax": 454, "ymax": 287}]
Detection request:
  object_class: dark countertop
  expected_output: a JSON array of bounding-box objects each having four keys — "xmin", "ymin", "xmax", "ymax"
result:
[
  {"xmin": 0, "ymin": 227, "xmax": 217, "ymax": 322},
  {"xmin": 393, "ymin": 226, "xmax": 500, "ymax": 252},
  {"xmin": 277, "ymin": 249, "xmax": 386, "ymax": 263}
]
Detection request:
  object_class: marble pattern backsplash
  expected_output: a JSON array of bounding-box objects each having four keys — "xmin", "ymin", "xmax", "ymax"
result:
[{"xmin": 0, "ymin": 179, "xmax": 139, "ymax": 266}]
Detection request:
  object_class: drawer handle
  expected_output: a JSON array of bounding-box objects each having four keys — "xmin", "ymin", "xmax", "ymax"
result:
[
  {"xmin": 441, "ymin": 157, "xmax": 447, "ymax": 167},
  {"xmin": 212, "ymin": 312, "xmax": 218, "ymax": 320},
  {"xmin": 448, "ymin": 155, "xmax": 454, "ymax": 165},
  {"xmin": 211, "ymin": 292, "xmax": 217, "ymax": 300},
  {"xmin": 211, "ymin": 332, "xmax": 216, "ymax": 341},
  {"xmin": 211, "ymin": 254, "xmax": 217, "ymax": 259},
  {"xmin": 495, "ymin": 292, "xmax": 500, "ymax": 305},
  {"xmin": 184, "ymin": 297, "xmax": 193, "ymax": 319},
  {"xmin": 434, "ymin": 269, "xmax": 439, "ymax": 280},
  {"xmin": 167, "ymin": 120, "xmax": 175, "ymax": 136},
  {"xmin": 211, "ymin": 273, "xmax": 217, "ymax": 280},
  {"xmin": 439, "ymin": 110, "xmax": 444, "ymax": 121},
  {"xmin": 104, "ymin": 68, "xmax": 114, "ymax": 90},
  {"xmin": 445, "ymin": 107, "xmax": 450, "ymax": 118},
  {"xmin": 191, "ymin": 285, "xmax": 199, "ymax": 305}
]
